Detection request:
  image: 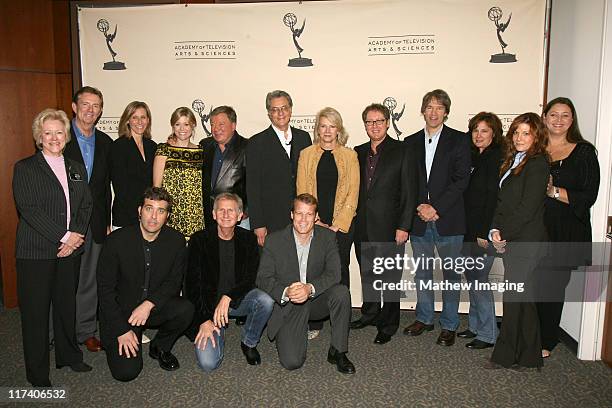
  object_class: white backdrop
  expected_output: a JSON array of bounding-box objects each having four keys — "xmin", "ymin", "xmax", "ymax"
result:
[
  {"xmin": 78, "ymin": 0, "xmax": 548, "ymax": 309},
  {"xmin": 79, "ymin": 0, "xmax": 547, "ymax": 144}
]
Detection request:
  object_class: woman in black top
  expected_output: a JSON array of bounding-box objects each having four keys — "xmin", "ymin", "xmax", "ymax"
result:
[
  {"xmin": 487, "ymin": 113, "xmax": 549, "ymax": 370},
  {"xmin": 110, "ymin": 101, "xmax": 157, "ymax": 228},
  {"xmin": 538, "ymin": 98, "xmax": 599, "ymax": 358},
  {"xmin": 296, "ymin": 107, "xmax": 360, "ymax": 338},
  {"xmin": 459, "ymin": 112, "xmax": 503, "ymax": 350}
]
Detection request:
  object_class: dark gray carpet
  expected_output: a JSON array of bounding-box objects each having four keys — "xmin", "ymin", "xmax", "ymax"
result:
[{"xmin": 0, "ymin": 308, "xmax": 610, "ymax": 407}]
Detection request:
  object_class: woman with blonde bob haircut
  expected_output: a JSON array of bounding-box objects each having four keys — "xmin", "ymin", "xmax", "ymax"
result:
[
  {"xmin": 110, "ymin": 101, "xmax": 157, "ymax": 228},
  {"xmin": 297, "ymin": 107, "xmax": 359, "ymax": 288},
  {"xmin": 31, "ymin": 109, "xmax": 72, "ymax": 147},
  {"xmin": 14, "ymin": 109, "xmax": 93, "ymax": 386}
]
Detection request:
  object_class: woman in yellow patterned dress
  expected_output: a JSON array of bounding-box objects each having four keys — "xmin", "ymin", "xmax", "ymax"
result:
[{"xmin": 153, "ymin": 107, "xmax": 204, "ymax": 237}]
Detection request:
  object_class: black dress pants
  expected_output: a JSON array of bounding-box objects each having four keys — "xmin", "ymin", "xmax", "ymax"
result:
[
  {"xmin": 309, "ymin": 224, "xmax": 354, "ymax": 331},
  {"xmin": 102, "ymin": 296, "xmax": 194, "ymax": 382},
  {"xmin": 17, "ymin": 257, "xmax": 83, "ymax": 386},
  {"xmin": 337, "ymin": 223, "xmax": 355, "ymax": 287},
  {"xmin": 536, "ymin": 262, "xmax": 573, "ymax": 351},
  {"xmin": 491, "ymin": 252, "xmax": 543, "ymax": 368},
  {"xmin": 354, "ymin": 239, "xmax": 401, "ymax": 336}
]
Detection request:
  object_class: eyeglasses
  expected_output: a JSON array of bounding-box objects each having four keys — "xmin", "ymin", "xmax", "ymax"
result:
[
  {"xmin": 269, "ymin": 105, "xmax": 290, "ymax": 115},
  {"xmin": 365, "ymin": 119, "xmax": 386, "ymax": 127}
]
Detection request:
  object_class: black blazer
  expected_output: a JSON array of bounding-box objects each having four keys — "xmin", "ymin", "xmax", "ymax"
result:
[
  {"xmin": 404, "ymin": 125, "xmax": 471, "ymax": 236},
  {"xmin": 200, "ymin": 133, "xmax": 248, "ymax": 228},
  {"xmin": 256, "ymin": 225, "xmax": 340, "ymax": 339},
  {"xmin": 464, "ymin": 143, "xmax": 503, "ymax": 243},
  {"xmin": 109, "ymin": 136, "xmax": 157, "ymax": 227},
  {"xmin": 246, "ymin": 125, "xmax": 311, "ymax": 232},
  {"xmin": 354, "ymin": 136, "xmax": 417, "ymax": 242},
  {"xmin": 64, "ymin": 128, "xmax": 113, "ymax": 243},
  {"xmin": 97, "ymin": 224, "xmax": 186, "ymax": 341},
  {"xmin": 184, "ymin": 227, "xmax": 259, "ymax": 339},
  {"xmin": 491, "ymin": 154, "xmax": 549, "ymax": 242},
  {"xmin": 13, "ymin": 152, "xmax": 92, "ymax": 259}
]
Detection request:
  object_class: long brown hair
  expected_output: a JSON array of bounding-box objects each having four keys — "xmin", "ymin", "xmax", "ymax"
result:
[
  {"xmin": 499, "ymin": 112, "xmax": 548, "ymax": 177},
  {"xmin": 118, "ymin": 101, "xmax": 152, "ymax": 139},
  {"xmin": 542, "ymin": 97, "xmax": 585, "ymax": 144}
]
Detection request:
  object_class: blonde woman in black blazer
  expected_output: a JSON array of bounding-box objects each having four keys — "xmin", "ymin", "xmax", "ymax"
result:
[
  {"xmin": 12, "ymin": 109, "xmax": 93, "ymax": 387},
  {"xmin": 110, "ymin": 101, "xmax": 157, "ymax": 228},
  {"xmin": 487, "ymin": 113, "xmax": 549, "ymax": 370}
]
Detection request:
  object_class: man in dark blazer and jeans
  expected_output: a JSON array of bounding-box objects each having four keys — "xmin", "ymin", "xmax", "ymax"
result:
[
  {"xmin": 63, "ymin": 86, "xmax": 113, "ymax": 353},
  {"xmin": 403, "ymin": 89, "xmax": 471, "ymax": 346},
  {"xmin": 246, "ymin": 90, "xmax": 311, "ymax": 247},
  {"xmin": 349, "ymin": 103, "xmax": 417, "ymax": 345}
]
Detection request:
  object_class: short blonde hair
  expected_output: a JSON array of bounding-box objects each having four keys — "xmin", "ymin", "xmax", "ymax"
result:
[
  {"xmin": 32, "ymin": 109, "xmax": 71, "ymax": 149},
  {"xmin": 313, "ymin": 107, "xmax": 349, "ymax": 146}
]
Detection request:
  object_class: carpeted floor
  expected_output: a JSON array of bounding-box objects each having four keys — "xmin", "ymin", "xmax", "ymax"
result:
[{"xmin": 0, "ymin": 307, "xmax": 610, "ymax": 407}]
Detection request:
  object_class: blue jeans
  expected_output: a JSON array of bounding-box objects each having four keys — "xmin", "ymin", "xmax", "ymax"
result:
[
  {"xmin": 410, "ymin": 222, "xmax": 463, "ymax": 331},
  {"xmin": 465, "ymin": 254, "xmax": 498, "ymax": 344},
  {"xmin": 194, "ymin": 288, "xmax": 273, "ymax": 372}
]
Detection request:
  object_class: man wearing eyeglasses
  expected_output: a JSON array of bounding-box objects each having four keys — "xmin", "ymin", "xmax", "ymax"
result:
[
  {"xmin": 402, "ymin": 89, "xmax": 471, "ymax": 347},
  {"xmin": 246, "ymin": 90, "xmax": 312, "ymax": 247},
  {"xmin": 350, "ymin": 103, "xmax": 417, "ymax": 345}
]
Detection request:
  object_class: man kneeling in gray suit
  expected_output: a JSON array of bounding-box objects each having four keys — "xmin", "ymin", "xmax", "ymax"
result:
[{"xmin": 257, "ymin": 193, "xmax": 355, "ymax": 374}]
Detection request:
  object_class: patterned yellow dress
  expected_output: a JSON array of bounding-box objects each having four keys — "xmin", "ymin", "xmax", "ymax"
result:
[{"xmin": 155, "ymin": 143, "xmax": 204, "ymax": 237}]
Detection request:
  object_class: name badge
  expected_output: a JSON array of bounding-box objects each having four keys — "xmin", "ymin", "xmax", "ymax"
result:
[{"xmin": 69, "ymin": 171, "xmax": 84, "ymax": 181}]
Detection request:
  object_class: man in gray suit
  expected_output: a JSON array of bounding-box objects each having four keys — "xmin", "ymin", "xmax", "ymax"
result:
[{"xmin": 256, "ymin": 194, "xmax": 355, "ymax": 374}]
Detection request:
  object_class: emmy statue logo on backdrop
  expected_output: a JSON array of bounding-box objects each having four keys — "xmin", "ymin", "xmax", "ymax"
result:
[
  {"xmin": 383, "ymin": 97, "xmax": 405, "ymax": 140},
  {"xmin": 97, "ymin": 19, "xmax": 126, "ymax": 70},
  {"xmin": 488, "ymin": 7, "xmax": 517, "ymax": 63},
  {"xmin": 192, "ymin": 99, "xmax": 213, "ymax": 137},
  {"xmin": 283, "ymin": 13, "xmax": 313, "ymax": 67}
]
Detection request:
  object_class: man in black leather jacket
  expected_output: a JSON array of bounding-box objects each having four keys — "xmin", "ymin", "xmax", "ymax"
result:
[{"xmin": 200, "ymin": 106, "xmax": 249, "ymax": 229}]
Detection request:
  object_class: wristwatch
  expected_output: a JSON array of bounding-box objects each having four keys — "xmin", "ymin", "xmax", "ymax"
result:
[{"xmin": 553, "ymin": 186, "xmax": 560, "ymax": 199}]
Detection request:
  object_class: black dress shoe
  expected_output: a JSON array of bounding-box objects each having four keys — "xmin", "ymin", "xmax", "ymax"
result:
[
  {"xmin": 403, "ymin": 321, "xmax": 434, "ymax": 336},
  {"xmin": 32, "ymin": 380, "xmax": 52, "ymax": 387},
  {"xmin": 457, "ymin": 329, "xmax": 477, "ymax": 339},
  {"xmin": 374, "ymin": 332, "xmax": 392, "ymax": 345},
  {"xmin": 55, "ymin": 361, "xmax": 92, "ymax": 372},
  {"xmin": 235, "ymin": 316, "xmax": 246, "ymax": 326},
  {"xmin": 149, "ymin": 346, "xmax": 180, "ymax": 371},
  {"xmin": 327, "ymin": 346, "xmax": 355, "ymax": 374},
  {"xmin": 466, "ymin": 339, "xmax": 494, "ymax": 349},
  {"xmin": 349, "ymin": 319, "xmax": 372, "ymax": 330},
  {"xmin": 436, "ymin": 329, "xmax": 456, "ymax": 346},
  {"xmin": 240, "ymin": 342, "xmax": 261, "ymax": 365}
]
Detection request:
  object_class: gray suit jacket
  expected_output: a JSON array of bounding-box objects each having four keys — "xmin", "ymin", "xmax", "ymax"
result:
[{"xmin": 256, "ymin": 224, "xmax": 340, "ymax": 339}]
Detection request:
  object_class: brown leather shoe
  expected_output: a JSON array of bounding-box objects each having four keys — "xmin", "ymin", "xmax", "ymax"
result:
[
  {"xmin": 83, "ymin": 336, "xmax": 102, "ymax": 352},
  {"xmin": 436, "ymin": 329, "xmax": 456, "ymax": 346},
  {"xmin": 403, "ymin": 321, "xmax": 434, "ymax": 336}
]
